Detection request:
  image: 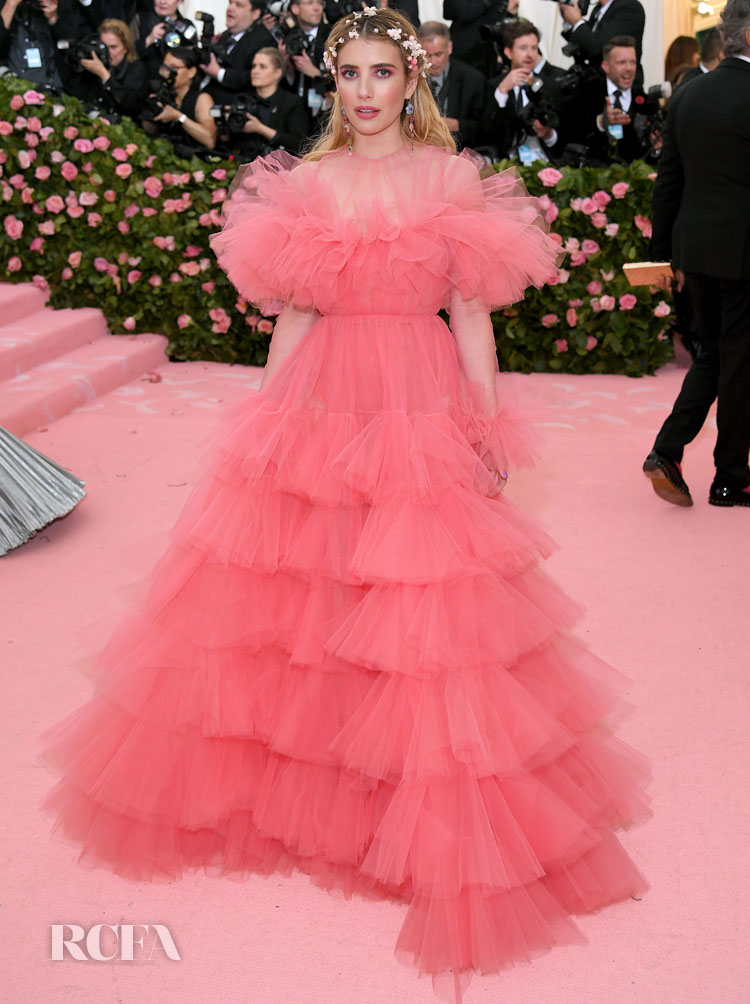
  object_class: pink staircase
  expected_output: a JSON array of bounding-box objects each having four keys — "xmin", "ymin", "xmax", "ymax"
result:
[{"xmin": 0, "ymin": 282, "xmax": 168, "ymax": 435}]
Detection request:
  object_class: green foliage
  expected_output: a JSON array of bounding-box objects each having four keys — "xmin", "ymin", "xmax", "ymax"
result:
[{"xmin": 1, "ymin": 78, "xmax": 673, "ymax": 375}]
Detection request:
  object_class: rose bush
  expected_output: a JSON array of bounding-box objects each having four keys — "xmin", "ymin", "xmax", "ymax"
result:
[{"xmin": 1, "ymin": 78, "xmax": 673, "ymax": 374}]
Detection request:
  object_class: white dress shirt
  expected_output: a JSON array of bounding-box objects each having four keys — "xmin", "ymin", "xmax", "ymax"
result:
[
  {"xmin": 216, "ymin": 30, "xmax": 246, "ymax": 84},
  {"xmin": 493, "ymin": 83, "xmax": 559, "ymax": 162}
]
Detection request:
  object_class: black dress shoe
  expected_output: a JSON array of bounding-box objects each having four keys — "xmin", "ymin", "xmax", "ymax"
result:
[
  {"xmin": 708, "ymin": 480, "xmax": 750, "ymax": 507},
  {"xmin": 642, "ymin": 450, "xmax": 693, "ymax": 506}
]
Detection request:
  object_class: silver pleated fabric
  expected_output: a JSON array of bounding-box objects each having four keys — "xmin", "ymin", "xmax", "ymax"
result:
[{"xmin": 0, "ymin": 426, "xmax": 86, "ymax": 556}]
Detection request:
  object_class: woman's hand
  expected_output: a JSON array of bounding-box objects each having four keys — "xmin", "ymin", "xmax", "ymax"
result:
[
  {"xmin": 80, "ymin": 52, "xmax": 110, "ymax": 81},
  {"xmin": 153, "ymin": 103, "xmax": 181, "ymax": 123},
  {"xmin": 145, "ymin": 23, "xmax": 167, "ymax": 48}
]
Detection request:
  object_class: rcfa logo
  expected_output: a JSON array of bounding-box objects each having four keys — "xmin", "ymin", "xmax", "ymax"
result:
[{"xmin": 50, "ymin": 924, "xmax": 181, "ymax": 961}]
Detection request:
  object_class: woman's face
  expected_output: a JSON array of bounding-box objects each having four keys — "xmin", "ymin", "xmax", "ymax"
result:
[
  {"xmin": 154, "ymin": 0, "xmax": 179, "ymax": 19},
  {"xmin": 100, "ymin": 30, "xmax": 126, "ymax": 67},
  {"xmin": 335, "ymin": 37, "xmax": 417, "ymax": 141},
  {"xmin": 251, "ymin": 54, "xmax": 282, "ymax": 90},
  {"xmin": 163, "ymin": 52, "xmax": 194, "ymax": 88}
]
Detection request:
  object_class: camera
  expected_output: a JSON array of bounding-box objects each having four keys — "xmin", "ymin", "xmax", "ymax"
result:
[
  {"xmin": 141, "ymin": 63, "xmax": 178, "ymax": 120},
  {"xmin": 515, "ymin": 76, "xmax": 560, "ymax": 134},
  {"xmin": 631, "ymin": 83, "xmax": 671, "ymax": 157},
  {"xmin": 277, "ymin": 13, "xmax": 310, "ymax": 57},
  {"xmin": 58, "ymin": 34, "xmax": 110, "ymax": 69},
  {"xmin": 160, "ymin": 16, "xmax": 199, "ymax": 51},
  {"xmin": 265, "ymin": 1, "xmax": 292, "ymax": 16},
  {"xmin": 210, "ymin": 92, "xmax": 260, "ymax": 133}
]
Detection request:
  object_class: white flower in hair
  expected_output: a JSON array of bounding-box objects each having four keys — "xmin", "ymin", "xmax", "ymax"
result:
[{"xmin": 362, "ymin": 5, "xmax": 378, "ymax": 14}]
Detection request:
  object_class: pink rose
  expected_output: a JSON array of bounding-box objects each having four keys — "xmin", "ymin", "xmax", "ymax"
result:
[
  {"xmin": 124, "ymin": 203, "xmax": 140, "ymax": 218},
  {"xmin": 145, "ymin": 155, "xmax": 156, "ymax": 167},
  {"xmin": 149, "ymin": 275, "xmax": 162, "ymax": 287},
  {"xmin": 542, "ymin": 313, "xmax": 559, "ymax": 327},
  {"xmin": 591, "ymin": 212, "xmax": 608, "ymax": 229},
  {"xmin": 125, "ymin": 143, "xmax": 138, "ymax": 155},
  {"xmin": 68, "ymin": 251, "xmax": 82, "ymax": 267},
  {"xmin": 22, "ymin": 188, "xmax": 35, "ymax": 205},
  {"xmin": 212, "ymin": 187, "xmax": 227, "ymax": 204},
  {"xmin": 538, "ymin": 167, "xmax": 563, "ymax": 188},
  {"xmin": 183, "ymin": 245, "xmax": 201, "ymax": 257},
  {"xmin": 235, "ymin": 298, "xmax": 247, "ymax": 314},
  {"xmin": 18, "ymin": 150, "xmax": 32, "ymax": 169},
  {"xmin": 93, "ymin": 136, "xmax": 110, "ymax": 150},
  {"xmin": 142, "ymin": 207, "xmax": 158, "ymax": 217},
  {"xmin": 634, "ymin": 215, "xmax": 652, "ymax": 238},
  {"xmin": 7, "ymin": 256, "xmax": 22, "ymax": 272},
  {"xmin": 112, "ymin": 147, "xmax": 128, "ymax": 161},
  {"xmin": 210, "ymin": 308, "xmax": 231, "ymax": 334},
  {"xmin": 67, "ymin": 205, "xmax": 84, "ymax": 218},
  {"xmin": 79, "ymin": 190, "xmax": 98, "ymax": 206},
  {"xmin": 94, "ymin": 257, "xmax": 110, "ymax": 272},
  {"xmin": 580, "ymin": 198, "xmax": 597, "ymax": 215},
  {"xmin": 537, "ymin": 194, "xmax": 552, "ymax": 210},
  {"xmin": 619, "ymin": 293, "xmax": 637, "ymax": 310},
  {"xmin": 63, "ymin": 125, "xmax": 78, "ymax": 140},
  {"xmin": 23, "ymin": 89, "xmax": 45, "ymax": 105},
  {"xmin": 115, "ymin": 163, "xmax": 132, "ymax": 179},
  {"xmin": 177, "ymin": 314, "xmax": 192, "ymax": 328},
  {"xmin": 611, "ymin": 181, "xmax": 630, "ymax": 199},
  {"xmin": 211, "ymin": 168, "xmax": 227, "ymax": 180},
  {"xmin": 569, "ymin": 197, "xmax": 583, "ymax": 212},
  {"xmin": 87, "ymin": 212, "xmax": 102, "ymax": 227},
  {"xmin": 61, "ymin": 161, "xmax": 78, "ymax": 181},
  {"xmin": 169, "ymin": 272, "xmax": 182, "ymax": 283},
  {"xmin": 599, "ymin": 295, "xmax": 616, "ymax": 311},
  {"xmin": 257, "ymin": 319, "xmax": 274, "ymax": 335},
  {"xmin": 600, "ymin": 269, "xmax": 615, "ymax": 282},
  {"xmin": 568, "ymin": 298, "xmax": 583, "ymax": 308},
  {"xmin": 564, "ymin": 236, "xmax": 580, "ymax": 252},
  {"xmin": 192, "ymin": 170, "xmax": 205, "ymax": 183},
  {"xmin": 590, "ymin": 298, "xmax": 602, "ymax": 313},
  {"xmin": 554, "ymin": 338, "xmax": 568, "ymax": 353},
  {"xmin": 593, "ymin": 190, "xmax": 611, "ymax": 208},
  {"xmin": 570, "ymin": 251, "xmax": 587, "ymax": 267},
  {"xmin": 201, "ymin": 281, "xmax": 215, "ymax": 293},
  {"xmin": 116, "ymin": 221, "xmax": 129, "ymax": 235},
  {"xmin": 545, "ymin": 203, "xmax": 559, "ymax": 224},
  {"xmin": 25, "ymin": 132, "xmax": 39, "ymax": 147},
  {"xmin": 587, "ymin": 280, "xmax": 602, "ymax": 295},
  {"xmin": 605, "ymin": 223, "xmax": 619, "ymax": 238},
  {"xmin": 178, "ymin": 261, "xmax": 200, "ymax": 276},
  {"xmin": 648, "ymin": 172, "xmax": 657, "ymax": 180},
  {"xmin": 39, "ymin": 126, "xmax": 53, "ymax": 140},
  {"xmin": 122, "ymin": 317, "xmax": 136, "ymax": 331},
  {"xmin": 144, "ymin": 176, "xmax": 163, "ymax": 198},
  {"xmin": 127, "ymin": 269, "xmax": 142, "ymax": 283},
  {"xmin": 9, "ymin": 173, "xmax": 26, "ymax": 189},
  {"xmin": 198, "ymin": 212, "xmax": 212, "ymax": 227},
  {"xmin": 654, "ymin": 301, "xmax": 671, "ymax": 318},
  {"xmin": 4, "ymin": 215, "xmax": 23, "ymax": 240},
  {"xmin": 26, "ymin": 115, "xmax": 42, "ymax": 132},
  {"xmin": 581, "ymin": 239, "xmax": 600, "ymax": 256},
  {"xmin": 10, "ymin": 95, "xmax": 24, "ymax": 111},
  {"xmin": 61, "ymin": 266, "xmax": 73, "ymax": 280},
  {"xmin": 586, "ymin": 336, "xmax": 598, "ymax": 351},
  {"xmin": 0, "ymin": 121, "xmax": 12, "ymax": 136},
  {"xmin": 30, "ymin": 237, "xmax": 45, "ymax": 252},
  {"xmin": 565, "ymin": 308, "xmax": 578, "ymax": 327},
  {"xmin": 38, "ymin": 220, "xmax": 55, "ymax": 235},
  {"xmin": 557, "ymin": 269, "xmax": 570, "ymax": 284},
  {"xmin": 73, "ymin": 138, "xmax": 94, "ymax": 153},
  {"xmin": 34, "ymin": 165, "xmax": 51, "ymax": 180}
]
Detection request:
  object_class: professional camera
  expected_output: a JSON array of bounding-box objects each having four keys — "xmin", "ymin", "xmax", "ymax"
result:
[
  {"xmin": 141, "ymin": 63, "xmax": 178, "ymax": 120},
  {"xmin": 515, "ymin": 76, "xmax": 560, "ymax": 133},
  {"xmin": 210, "ymin": 92, "xmax": 260, "ymax": 133},
  {"xmin": 160, "ymin": 16, "xmax": 199, "ymax": 51},
  {"xmin": 631, "ymin": 82, "xmax": 671, "ymax": 157},
  {"xmin": 478, "ymin": 0, "xmax": 520, "ymax": 47},
  {"xmin": 265, "ymin": 1, "xmax": 292, "ymax": 15},
  {"xmin": 195, "ymin": 10, "xmax": 215, "ymax": 45},
  {"xmin": 277, "ymin": 13, "xmax": 310, "ymax": 57},
  {"xmin": 57, "ymin": 33, "xmax": 110, "ymax": 69},
  {"xmin": 556, "ymin": 57, "xmax": 601, "ymax": 95}
]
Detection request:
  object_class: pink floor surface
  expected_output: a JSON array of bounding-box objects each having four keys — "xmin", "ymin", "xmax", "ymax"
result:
[{"xmin": 3, "ymin": 349, "xmax": 750, "ymax": 1004}]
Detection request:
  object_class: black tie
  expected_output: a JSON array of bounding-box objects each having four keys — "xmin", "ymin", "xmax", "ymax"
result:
[
  {"xmin": 613, "ymin": 88, "xmax": 623, "ymax": 110},
  {"xmin": 590, "ymin": 4, "xmax": 603, "ymax": 31}
]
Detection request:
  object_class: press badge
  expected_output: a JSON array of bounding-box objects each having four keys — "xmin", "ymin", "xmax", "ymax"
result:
[
  {"xmin": 307, "ymin": 89, "xmax": 323, "ymax": 116},
  {"xmin": 518, "ymin": 144, "xmax": 534, "ymax": 166},
  {"xmin": 608, "ymin": 124, "xmax": 624, "ymax": 140},
  {"xmin": 25, "ymin": 47, "xmax": 43, "ymax": 68}
]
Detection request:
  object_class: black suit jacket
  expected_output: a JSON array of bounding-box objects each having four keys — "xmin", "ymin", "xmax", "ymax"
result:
[
  {"xmin": 562, "ymin": 0, "xmax": 645, "ymax": 81},
  {"xmin": 481, "ymin": 71, "xmax": 567, "ymax": 162},
  {"xmin": 651, "ymin": 58, "xmax": 750, "ymax": 280},
  {"xmin": 443, "ymin": 0, "xmax": 503, "ymax": 76},
  {"xmin": 674, "ymin": 65, "xmax": 704, "ymax": 89},
  {"xmin": 573, "ymin": 76, "xmax": 650, "ymax": 165},
  {"xmin": 442, "ymin": 57, "xmax": 485, "ymax": 149},
  {"xmin": 206, "ymin": 22, "xmax": 277, "ymax": 105}
]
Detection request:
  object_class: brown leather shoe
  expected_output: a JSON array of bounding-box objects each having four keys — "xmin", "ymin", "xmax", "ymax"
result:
[{"xmin": 643, "ymin": 450, "xmax": 693, "ymax": 507}]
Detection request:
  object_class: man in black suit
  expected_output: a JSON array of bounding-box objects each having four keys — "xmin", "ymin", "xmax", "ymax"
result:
[
  {"xmin": 643, "ymin": 0, "xmax": 750, "ymax": 508},
  {"xmin": 278, "ymin": 0, "xmax": 328, "ymax": 120},
  {"xmin": 482, "ymin": 20, "xmax": 566, "ymax": 164},
  {"xmin": 559, "ymin": 0, "xmax": 645, "ymax": 84},
  {"xmin": 418, "ymin": 21, "xmax": 485, "ymax": 149},
  {"xmin": 203, "ymin": 0, "xmax": 275, "ymax": 106},
  {"xmin": 443, "ymin": 0, "xmax": 518, "ymax": 77},
  {"xmin": 676, "ymin": 28, "xmax": 723, "ymax": 87}
]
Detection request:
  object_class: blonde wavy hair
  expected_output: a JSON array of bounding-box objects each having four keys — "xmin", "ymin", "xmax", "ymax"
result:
[{"xmin": 303, "ymin": 7, "xmax": 455, "ymax": 162}]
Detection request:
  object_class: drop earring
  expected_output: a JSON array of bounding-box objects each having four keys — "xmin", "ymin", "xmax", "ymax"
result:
[
  {"xmin": 342, "ymin": 105, "xmax": 352, "ymax": 155},
  {"xmin": 405, "ymin": 99, "xmax": 415, "ymax": 153}
]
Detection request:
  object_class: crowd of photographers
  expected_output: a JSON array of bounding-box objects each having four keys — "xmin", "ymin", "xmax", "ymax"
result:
[{"xmin": 0, "ymin": 0, "xmax": 722, "ymax": 167}]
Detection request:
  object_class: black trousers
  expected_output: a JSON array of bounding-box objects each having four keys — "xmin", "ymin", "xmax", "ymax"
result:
[{"xmin": 654, "ymin": 271, "xmax": 750, "ymax": 488}]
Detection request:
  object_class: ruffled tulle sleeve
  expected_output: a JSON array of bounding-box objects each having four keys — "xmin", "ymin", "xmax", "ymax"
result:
[
  {"xmin": 440, "ymin": 148, "xmax": 563, "ymax": 313},
  {"xmin": 209, "ymin": 150, "xmax": 316, "ymax": 316}
]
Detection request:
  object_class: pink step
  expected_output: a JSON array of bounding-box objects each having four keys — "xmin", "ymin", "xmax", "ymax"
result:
[
  {"xmin": 0, "ymin": 282, "xmax": 49, "ymax": 325},
  {"xmin": 0, "ymin": 306, "xmax": 108, "ymax": 382},
  {"xmin": 0, "ymin": 333, "xmax": 168, "ymax": 435}
]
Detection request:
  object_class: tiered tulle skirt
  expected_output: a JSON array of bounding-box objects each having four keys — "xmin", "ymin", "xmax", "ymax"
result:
[{"xmin": 39, "ymin": 313, "xmax": 650, "ymax": 1000}]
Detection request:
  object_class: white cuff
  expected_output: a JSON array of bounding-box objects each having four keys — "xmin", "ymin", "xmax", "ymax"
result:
[
  {"xmin": 494, "ymin": 88, "xmax": 509, "ymax": 109},
  {"xmin": 217, "ymin": 68, "xmax": 226, "ymax": 83}
]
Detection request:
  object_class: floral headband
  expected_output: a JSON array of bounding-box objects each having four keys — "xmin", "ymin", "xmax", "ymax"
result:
[{"xmin": 322, "ymin": 6, "xmax": 432, "ymax": 80}]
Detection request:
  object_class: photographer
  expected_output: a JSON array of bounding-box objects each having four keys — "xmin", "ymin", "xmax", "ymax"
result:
[
  {"xmin": 278, "ymin": 0, "xmax": 329, "ymax": 119},
  {"xmin": 559, "ymin": 0, "xmax": 645, "ymax": 84},
  {"xmin": 66, "ymin": 18, "xmax": 147, "ymax": 117},
  {"xmin": 142, "ymin": 44, "xmax": 217, "ymax": 150},
  {"xmin": 573, "ymin": 35, "xmax": 660, "ymax": 165},
  {"xmin": 0, "ymin": 0, "xmax": 81, "ymax": 88},
  {"xmin": 417, "ymin": 21, "xmax": 484, "ymax": 150},
  {"xmin": 228, "ymin": 45, "xmax": 311, "ymax": 159},
  {"xmin": 481, "ymin": 20, "xmax": 565, "ymax": 163},
  {"xmin": 442, "ymin": 0, "xmax": 518, "ymax": 77},
  {"xmin": 130, "ymin": 0, "xmax": 195, "ymax": 78},
  {"xmin": 203, "ymin": 0, "xmax": 275, "ymax": 106}
]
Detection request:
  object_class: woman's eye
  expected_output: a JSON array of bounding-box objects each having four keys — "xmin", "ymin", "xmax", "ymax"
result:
[
  {"xmin": 341, "ymin": 69, "xmax": 357, "ymax": 79},
  {"xmin": 376, "ymin": 68, "xmax": 392, "ymax": 77}
]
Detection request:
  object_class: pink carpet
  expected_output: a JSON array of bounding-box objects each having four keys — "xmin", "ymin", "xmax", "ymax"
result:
[{"xmin": 3, "ymin": 317, "xmax": 749, "ymax": 1002}]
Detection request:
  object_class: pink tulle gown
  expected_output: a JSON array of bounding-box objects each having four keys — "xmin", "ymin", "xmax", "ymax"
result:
[{"xmin": 39, "ymin": 142, "xmax": 651, "ymax": 1001}]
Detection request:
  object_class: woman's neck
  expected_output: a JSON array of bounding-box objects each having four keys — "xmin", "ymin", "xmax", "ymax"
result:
[{"xmin": 255, "ymin": 83, "xmax": 278, "ymax": 99}]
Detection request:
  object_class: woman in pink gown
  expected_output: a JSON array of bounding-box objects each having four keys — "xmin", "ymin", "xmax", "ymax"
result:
[{"xmin": 39, "ymin": 7, "xmax": 651, "ymax": 1001}]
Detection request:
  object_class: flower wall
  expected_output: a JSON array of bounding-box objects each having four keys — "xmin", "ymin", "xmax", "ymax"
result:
[{"xmin": 1, "ymin": 78, "xmax": 673, "ymax": 376}]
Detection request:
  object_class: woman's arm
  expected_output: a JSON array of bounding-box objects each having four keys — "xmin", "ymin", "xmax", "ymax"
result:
[
  {"xmin": 259, "ymin": 302, "xmax": 321, "ymax": 391},
  {"xmin": 448, "ymin": 287, "xmax": 498, "ymax": 413}
]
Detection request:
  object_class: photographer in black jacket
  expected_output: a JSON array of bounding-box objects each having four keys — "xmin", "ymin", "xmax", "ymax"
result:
[
  {"xmin": 130, "ymin": 0, "xmax": 195, "ymax": 79},
  {"xmin": 417, "ymin": 20, "xmax": 484, "ymax": 150},
  {"xmin": 142, "ymin": 44, "xmax": 217, "ymax": 150},
  {"xmin": 0, "ymin": 0, "xmax": 81, "ymax": 89},
  {"xmin": 232, "ymin": 45, "xmax": 311, "ymax": 159},
  {"xmin": 443, "ymin": 0, "xmax": 518, "ymax": 77},
  {"xmin": 278, "ymin": 0, "xmax": 328, "ymax": 120},
  {"xmin": 67, "ymin": 18, "xmax": 148, "ymax": 118},
  {"xmin": 203, "ymin": 0, "xmax": 275, "ymax": 106}
]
